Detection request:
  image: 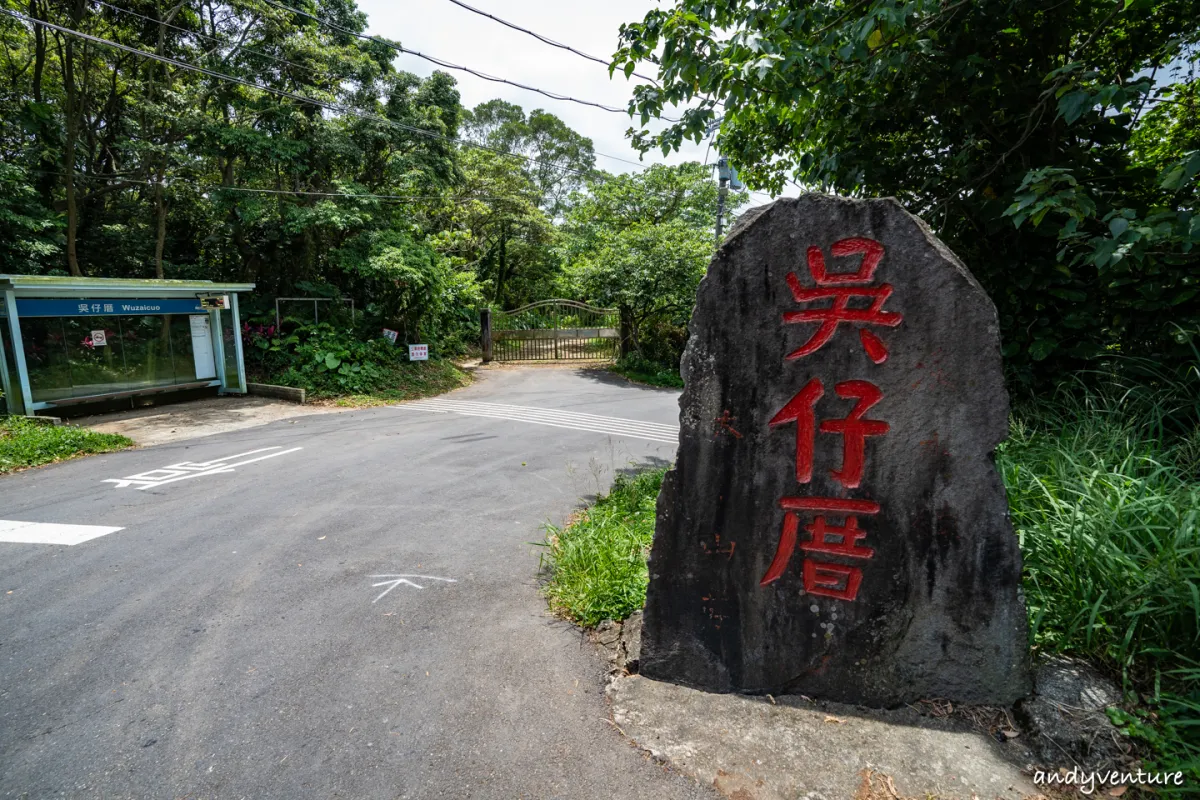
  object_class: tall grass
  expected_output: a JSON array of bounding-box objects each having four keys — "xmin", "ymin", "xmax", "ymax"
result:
[
  {"xmin": 1000, "ymin": 357, "xmax": 1200, "ymax": 776},
  {"xmin": 541, "ymin": 467, "xmax": 665, "ymax": 626},
  {"xmin": 1002, "ymin": 395, "xmax": 1200, "ymax": 686}
]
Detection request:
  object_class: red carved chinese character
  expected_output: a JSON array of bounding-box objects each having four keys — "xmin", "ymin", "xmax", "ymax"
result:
[
  {"xmin": 783, "ymin": 237, "xmax": 903, "ymax": 364},
  {"xmin": 770, "ymin": 379, "xmax": 889, "ymax": 489},
  {"xmin": 802, "ymin": 560, "xmax": 863, "ymax": 602},
  {"xmin": 759, "ymin": 498, "xmax": 880, "ymax": 593}
]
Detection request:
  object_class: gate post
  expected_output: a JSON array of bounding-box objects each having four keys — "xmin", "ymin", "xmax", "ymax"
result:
[
  {"xmin": 480, "ymin": 308, "xmax": 492, "ymax": 363},
  {"xmin": 553, "ymin": 305, "xmax": 560, "ymax": 360}
]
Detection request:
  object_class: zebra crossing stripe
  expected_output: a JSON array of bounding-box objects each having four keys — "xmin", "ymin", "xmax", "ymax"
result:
[
  {"xmin": 389, "ymin": 399, "xmax": 679, "ymax": 444},
  {"xmin": 404, "ymin": 399, "xmax": 678, "ymax": 436}
]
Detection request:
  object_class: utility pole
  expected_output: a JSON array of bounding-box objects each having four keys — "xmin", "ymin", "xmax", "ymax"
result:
[{"xmin": 715, "ymin": 156, "xmax": 730, "ymax": 243}]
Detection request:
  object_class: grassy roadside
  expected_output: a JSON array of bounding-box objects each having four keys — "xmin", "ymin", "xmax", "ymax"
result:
[
  {"xmin": 608, "ymin": 355, "xmax": 684, "ymax": 389},
  {"xmin": 263, "ymin": 359, "xmax": 472, "ymax": 407},
  {"xmin": 539, "ymin": 376, "xmax": 1200, "ymax": 781},
  {"xmin": 0, "ymin": 416, "xmax": 133, "ymax": 475},
  {"xmin": 542, "ymin": 467, "xmax": 665, "ymax": 626}
]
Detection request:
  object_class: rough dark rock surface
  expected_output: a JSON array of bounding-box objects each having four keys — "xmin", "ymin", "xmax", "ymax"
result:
[
  {"xmin": 641, "ymin": 195, "xmax": 1031, "ymax": 706},
  {"xmin": 621, "ymin": 611, "xmax": 644, "ymax": 673},
  {"xmin": 593, "ymin": 613, "xmax": 644, "ymax": 676},
  {"xmin": 1018, "ymin": 656, "xmax": 1130, "ymax": 771}
]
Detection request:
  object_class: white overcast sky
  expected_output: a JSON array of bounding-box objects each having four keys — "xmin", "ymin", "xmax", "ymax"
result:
[{"xmin": 356, "ymin": 0, "xmax": 784, "ymax": 203}]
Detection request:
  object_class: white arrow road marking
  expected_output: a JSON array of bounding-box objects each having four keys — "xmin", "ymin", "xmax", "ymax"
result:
[
  {"xmin": 0, "ymin": 519, "xmax": 124, "ymax": 546},
  {"xmin": 390, "ymin": 399, "xmax": 679, "ymax": 443},
  {"xmin": 103, "ymin": 446, "xmax": 303, "ymax": 489},
  {"xmin": 370, "ymin": 574, "xmax": 457, "ymax": 602}
]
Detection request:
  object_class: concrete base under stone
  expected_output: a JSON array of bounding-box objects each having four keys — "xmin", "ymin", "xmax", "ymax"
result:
[{"xmin": 608, "ymin": 674, "xmax": 1042, "ymax": 800}]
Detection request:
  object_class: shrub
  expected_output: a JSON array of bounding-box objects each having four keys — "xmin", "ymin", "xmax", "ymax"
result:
[
  {"xmin": 611, "ymin": 353, "xmax": 684, "ymax": 388},
  {"xmin": 245, "ymin": 322, "xmax": 468, "ymax": 399}
]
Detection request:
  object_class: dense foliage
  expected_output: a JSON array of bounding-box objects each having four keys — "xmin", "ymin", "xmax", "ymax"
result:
[
  {"xmin": 0, "ymin": 0, "xmax": 727, "ymax": 374},
  {"xmin": 615, "ymin": 0, "xmax": 1200, "ymax": 386},
  {"xmin": 561, "ymin": 162, "xmax": 744, "ymax": 366},
  {"xmin": 243, "ymin": 320, "xmax": 470, "ymax": 400}
]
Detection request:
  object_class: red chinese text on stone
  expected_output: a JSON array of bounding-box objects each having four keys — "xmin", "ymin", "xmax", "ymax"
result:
[
  {"xmin": 783, "ymin": 237, "xmax": 903, "ymax": 364},
  {"xmin": 768, "ymin": 378, "xmax": 889, "ymax": 489},
  {"xmin": 759, "ymin": 497, "xmax": 881, "ymax": 600}
]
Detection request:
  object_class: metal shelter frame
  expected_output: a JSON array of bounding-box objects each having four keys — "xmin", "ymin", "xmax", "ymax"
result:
[{"xmin": 1, "ymin": 275, "xmax": 255, "ymax": 416}]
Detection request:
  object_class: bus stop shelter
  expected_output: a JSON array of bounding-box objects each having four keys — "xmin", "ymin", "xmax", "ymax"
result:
[{"xmin": 1, "ymin": 275, "xmax": 255, "ymax": 416}]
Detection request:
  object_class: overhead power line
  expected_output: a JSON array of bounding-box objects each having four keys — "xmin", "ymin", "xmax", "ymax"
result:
[
  {"xmin": 93, "ymin": 0, "xmax": 656, "ymax": 173},
  {"xmin": 250, "ymin": 0, "xmax": 679, "ymax": 122},
  {"xmin": 439, "ymin": 0, "xmax": 661, "ymax": 86},
  {"xmin": 3, "ymin": 9, "xmax": 713, "ymax": 209},
  {"xmin": 0, "ymin": 7, "xmax": 607, "ymax": 182},
  {"xmin": 32, "ymin": 169, "xmax": 517, "ymax": 203}
]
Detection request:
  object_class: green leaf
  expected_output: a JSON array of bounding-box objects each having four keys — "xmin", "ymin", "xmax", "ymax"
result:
[
  {"xmin": 1028, "ymin": 338, "xmax": 1056, "ymax": 361},
  {"xmin": 324, "ymin": 353, "xmax": 341, "ymax": 369},
  {"xmin": 1109, "ymin": 217, "xmax": 1129, "ymax": 239},
  {"xmin": 1056, "ymin": 91, "xmax": 1090, "ymax": 124}
]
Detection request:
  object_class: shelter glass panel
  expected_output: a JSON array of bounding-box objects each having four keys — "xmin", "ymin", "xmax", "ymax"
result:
[
  {"xmin": 220, "ymin": 309, "xmax": 239, "ymax": 389},
  {"xmin": 62, "ymin": 316, "xmax": 126, "ymax": 398},
  {"xmin": 169, "ymin": 314, "xmax": 218, "ymax": 383},
  {"xmin": 20, "ymin": 317, "xmax": 74, "ymax": 402},
  {"xmin": 119, "ymin": 314, "xmax": 175, "ymax": 390}
]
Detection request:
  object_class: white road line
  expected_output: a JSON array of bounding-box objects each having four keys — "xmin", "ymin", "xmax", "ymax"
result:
[
  {"xmin": 0, "ymin": 519, "xmax": 124, "ymax": 546},
  {"xmin": 401, "ymin": 409, "xmax": 679, "ymax": 443},
  {"xmin": 406, "ymin": 399, "xmax": 679, "ymax": 434},
  {"xmin": 103, "ymin": 446, "xmax": 304, "ymax": 490},
  {"xmin": 404, "ymin": 402, "xmax": 678, "ymax": 438},
  {"xmin": 450, "ymin": 411, "xmax": 679, "ymax": 443},
  {"xmin": 391, "ymin": 400, "xmax": 679, "ymax": 443}
]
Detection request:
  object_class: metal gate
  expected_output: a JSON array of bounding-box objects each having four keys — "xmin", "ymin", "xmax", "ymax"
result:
[{"xmin": 483, "ymin": 300, "xmax": 619, "ymax": 362}]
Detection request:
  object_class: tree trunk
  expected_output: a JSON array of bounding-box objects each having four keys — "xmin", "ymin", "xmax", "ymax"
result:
[
  {"xmin": 153, "ymin": 165, "xmax": 167, "ymax": 279},
  {"xmin": 492, "ymin": 224, "xmax": 509, "ymax": 307},
  {"xmin": 62, "ymin": 33, "xmax": 81, "ymax": 276},
  {"xmin": 30, "ymin": 0, "xmax": 55, "ymax": 205},
  {"xmin": 150, "ymin": 4, "xmax": 183, "ymax": 279}
]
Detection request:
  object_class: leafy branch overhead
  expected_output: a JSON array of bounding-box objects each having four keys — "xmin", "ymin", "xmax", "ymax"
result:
[{"xmin": 614, "ymin": 0, "xmax": 1200, "ymax": 380}]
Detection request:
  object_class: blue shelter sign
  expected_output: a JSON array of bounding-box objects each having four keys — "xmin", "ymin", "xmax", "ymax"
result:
[{"xmin": 15, "ymin": 298, "xmax": 209, "ymax": 317}]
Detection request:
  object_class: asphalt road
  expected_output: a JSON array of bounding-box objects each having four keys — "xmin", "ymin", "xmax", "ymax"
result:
[{"xmin": 0, "ymin": 367, "xmax": 712, "ymax": 799}]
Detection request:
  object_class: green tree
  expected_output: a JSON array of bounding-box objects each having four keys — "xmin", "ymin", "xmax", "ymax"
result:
[
  {"xmin": 614, "ymin": 0, "xmax": 1200, "ymax": 384},
  {"xmin": 462, "ymin": 99, "xmax": 596, "ymax": 216},
  {"xmin": 562, "ymin": 162, "xmax": 742, "ymax": 358},
  {"xmin": 433, "ymin": 146, "xmax": 556, "ymax": 308}
]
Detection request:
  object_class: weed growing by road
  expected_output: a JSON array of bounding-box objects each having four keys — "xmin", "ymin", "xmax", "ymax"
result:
[
  {"xmin": 609, "ymin": 355, "xmax": 684, "ymax": 389},
  {"xmin": 296, "ymin": 359, "xmax": 470, "ymax": 405},
  {"xmin": 247, "ymin": 322, "xmax": 472, "ymax": 403},
  {"xmin": 1000, "ymin": 369, "xmax": 1200, "ymax": 782},
  {"xmin": 541, "ymin": 467, "xmax": 665, "ymax": 627},
  {"xmin": 0, "ymin": 417, "xmax": 132, "ymax": 474}
]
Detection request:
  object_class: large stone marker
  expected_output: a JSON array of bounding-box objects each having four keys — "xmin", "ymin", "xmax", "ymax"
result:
[{"xmin": 641, "ymin": 195, "xmax": 1030, "ymax": 706}]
